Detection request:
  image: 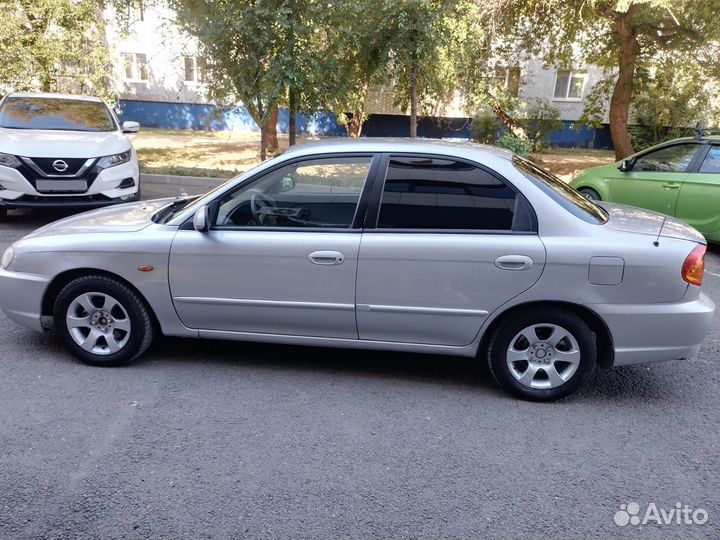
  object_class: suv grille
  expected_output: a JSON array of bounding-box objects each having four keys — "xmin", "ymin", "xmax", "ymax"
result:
[{"xmin": 26, "ymin": 157, "xmax": 90, "ymax": 176}]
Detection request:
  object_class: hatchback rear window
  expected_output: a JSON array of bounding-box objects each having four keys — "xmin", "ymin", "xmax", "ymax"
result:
[
  {"xmin": 0, "ymin": 97, "xmax": 116, "ymax": 132},
  {"xmin": 513, "ymin": 156, "xmax": 608, "ymax": 224}
]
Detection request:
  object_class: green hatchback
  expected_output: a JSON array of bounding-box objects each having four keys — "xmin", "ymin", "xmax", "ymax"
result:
[{"xmin": 570, "ymin": 135, "xmax": 720, "ymax": 242}]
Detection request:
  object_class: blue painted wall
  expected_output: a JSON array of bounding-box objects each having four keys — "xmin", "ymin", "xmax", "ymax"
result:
[
  {"xmin": 117, "ymin": 100, "xmax": 612, "ymax": 149},
  {"xmin": 117, "ymin": 100, "xmax": 346, "ymax": 135}
]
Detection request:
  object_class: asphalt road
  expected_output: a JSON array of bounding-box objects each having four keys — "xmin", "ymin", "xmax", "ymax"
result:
[{"xmin": 1, "ymin": 185, "xmax": 719, "ymax": 540}]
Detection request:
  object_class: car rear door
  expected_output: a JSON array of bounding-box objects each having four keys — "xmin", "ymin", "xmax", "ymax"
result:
[
  {"xmin": 606, "ymin": 142, "xmax": 701, "ymax": 216},
  {"xmin": 675, "ymin": 144, "xmax": 720, "ymax": 235},
  {"xmin": 355, "ymin": 155, "xmax": 546, "ymax": 347},
  {"xmin": 168, "ymin": 154, "xmax": 379, "ymax": 339}
]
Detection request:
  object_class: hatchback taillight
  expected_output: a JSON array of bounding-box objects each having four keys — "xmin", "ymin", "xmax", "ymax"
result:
[{"xmin": 682, "ymin": 244, "xmax": 706, "ymax": 286}]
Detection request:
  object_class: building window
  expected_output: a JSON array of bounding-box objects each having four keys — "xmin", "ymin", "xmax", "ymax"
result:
[
  {"xmin": 553, "ymin": 70, "xmax": 586, "ymax": 100},
  {"xmin": 183, "ymin": 56, "xmax": 205, "ymax": 83},
  {"xmin": 495, "ymin": 67, "xmax": 521, "ymax": 96},
  {"xmin": 122, "ymin": 53, "xmax": 149, "ymax": 82}
]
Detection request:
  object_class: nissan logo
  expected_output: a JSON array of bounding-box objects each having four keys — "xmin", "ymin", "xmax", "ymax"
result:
[{"xmin": 52, "ymin": 160, "xmax": 69, "ymax": 172}]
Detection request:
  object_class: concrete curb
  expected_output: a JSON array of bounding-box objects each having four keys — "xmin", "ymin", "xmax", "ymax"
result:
[{"xmin": 140, "ymin": 173, "xmax": 227, "ymax": 188}]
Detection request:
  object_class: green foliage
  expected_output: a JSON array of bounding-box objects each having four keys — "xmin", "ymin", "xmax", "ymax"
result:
[
  {"xmin": 384, "ymin": 0, "xmax": 486, "ymax": 118},
  {"xmin": 497, "ymin": 133, "xmax": 533, "ymax": 156},
  {"xmin": 0, "ymin": 0, "xmax": 113, "ymax": 101},
  {"xmin": 471, "ymin": 110, "xmax": 503, "ymax": 144},
  {"xmin": 519, "ymin": 98, "xmax": 563, "ymax": 152}
]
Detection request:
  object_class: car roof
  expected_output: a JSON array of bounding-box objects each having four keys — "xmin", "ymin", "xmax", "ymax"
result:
[
  {"xmin": 3, "ymin": 92, "xmax": 105, "ymax": 103},
  {"xmin": 282, "ymin": 137, "xmax": 514, "ymax": 162}
]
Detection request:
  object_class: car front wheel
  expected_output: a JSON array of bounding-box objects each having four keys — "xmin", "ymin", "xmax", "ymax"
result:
[
  {"xmin": 487, "ymin": 309, "xmax": 596, "ymax": 401},
  {"xmin": 53, "ymin": 275, "xmax": 154, "ymax": 366},
  {"xmin": 578, "ymin": 187, "xmax": 601, "ymax": 201}
]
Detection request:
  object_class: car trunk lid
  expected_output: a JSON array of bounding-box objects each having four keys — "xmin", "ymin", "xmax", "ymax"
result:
[{"xmin": 599, "ymin": 202, "xmax": 705, "ymax": 244}]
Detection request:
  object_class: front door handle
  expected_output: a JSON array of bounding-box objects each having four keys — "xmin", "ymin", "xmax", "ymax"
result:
[
  {"xmin": 495, "ymin": 255, "xmax": 533, "ymax": 271},
  {"xmin": 308, "ymin": 250, "xmax": 344, "ymax": 266},
  {"xmin": 662, "ymin": 182, "xmax": 680, "ymax": 189}
]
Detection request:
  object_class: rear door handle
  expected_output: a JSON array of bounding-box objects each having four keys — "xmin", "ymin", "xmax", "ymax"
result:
[
  {"xmin": 662, "ymin": 182, "xmax": 680, "ymax": 189},
  {"xmin": 495, "ymin": 255, "xmax": 533, "ymax": 271},
  {"xmin": 308, "ymin": 250, "xmax": 344, "ymax": 266}
]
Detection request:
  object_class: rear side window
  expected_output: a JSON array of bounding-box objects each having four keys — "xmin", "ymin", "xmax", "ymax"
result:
[
  {"xmin": 377, "ymin": 157, "xmax": 525, "ymax": 231},
  {"xmin": 632, "ymin": 143, "xmax": 699, "ymax": 173},
  {"xmin": 699, "ymin": 146, "xmax": 720, "ymax": 173}
]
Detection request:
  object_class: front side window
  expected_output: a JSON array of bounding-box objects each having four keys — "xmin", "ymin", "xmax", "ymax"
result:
[
  {"xmin": 553, "ymin": 70, "xmax": 586, "ymax": 99},
  {"xmin": 633, "ymin": 144, "xmax": 699, "ymax": 173},
  {"xmin": 214, "ymin": 156, "xmax": 373, "ymax": 229},
  {"xmin": 377, "ymin": 157, "xmax": 521, "ymax": 231},
  {"xmin": 0, "ymin": 97, "xmax": 116, "ymax": 132},
  {"xmin": 699, "ymin": 146, "xmax": 720, "ymax": 174}
]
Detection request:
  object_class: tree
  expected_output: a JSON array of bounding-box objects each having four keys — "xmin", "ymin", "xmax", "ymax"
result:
[
  {"xmin": 498, "ymin": 0, "xmax": 720, "ymax": 160},
  {"xmin": 169, "ymin": 0, "xmax": 298, "ymax": 159},
  {"xmin": 385, "ymin": 0, "xmax": 481, "ymax": 138},
  {"xmin": 0, "ymin": 0, "xmax": 113, "ymax": 100},
  {"xmin": 328, "ymin": 0, "xmax": 395, "ymax": 137}
]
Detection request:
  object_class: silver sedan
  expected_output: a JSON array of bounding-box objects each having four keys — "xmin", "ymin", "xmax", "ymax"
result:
[{"xmin": 0, "ymin": 140, "xmax": 714, "ymax": 400}]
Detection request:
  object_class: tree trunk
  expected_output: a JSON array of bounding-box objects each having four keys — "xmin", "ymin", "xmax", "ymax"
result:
[
  {"xmin": 409, "ymin": 59, "xmax": 418, "ymax": 138},
  {"xmin": 609, "ymin": 13, "xmax": 638, "ymax": 161},
  {"xmin": 347, "ymin": 80, "xmax": 370, "ymax": 138},
  {"xmin": 256, "ymin": 98, "xmax": 267, "ymax": 161},
  {"xmin": 492, "ymin": 105, "xmax": 528, "ymax": 140},
  {"xmin": 265, "ymin": 105, "xmax": 279, "ymax": 156},
  {"xmin": 289, "ymin": 87, "xmax": 297, "ymax": 146}
]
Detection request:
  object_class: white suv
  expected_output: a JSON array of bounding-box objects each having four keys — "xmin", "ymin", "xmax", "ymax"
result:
[{"xmin": 0, "ymin": 92, "xmax": 140, "ymax": 218}]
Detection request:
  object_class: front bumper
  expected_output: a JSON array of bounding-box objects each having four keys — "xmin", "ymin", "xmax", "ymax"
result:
[
  {"xmin": 0, "ymin": 268, "xmax": 51, "ymax": 332},
  {"xmin": 0, "ymin": 192, "xmax": 140, "ymax": 209},
  {"xmin": 590, "ymin": 292, "xmax": 715, "ymax": 367},
  {"xmin": 0, "ymin": 159, "xmax": 139, "ymax": 208}
]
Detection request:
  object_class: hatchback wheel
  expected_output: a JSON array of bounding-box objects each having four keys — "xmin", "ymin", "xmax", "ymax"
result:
[
  {"xmin": 487, "ymin": 309, "xmax": 596, "ymax": 400},
  {"xmin": 53, "ymin": 275, "xmax": 154, "ymax": 366},
  {"xmin": 578, "ymin": 188, "xmax": 601, "ymax": 201}
]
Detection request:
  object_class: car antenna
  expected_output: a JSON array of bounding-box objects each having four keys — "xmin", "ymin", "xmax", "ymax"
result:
[{"xmin": 654, "ymin": 216, "xmax": 666, "ymax": 247}]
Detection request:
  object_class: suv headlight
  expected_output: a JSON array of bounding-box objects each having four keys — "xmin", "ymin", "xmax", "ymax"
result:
[
  {"xmin": 0, "ymin": 153, "xmax": 20, "ymax": 168},
  {"xmin": 1, "ymin": 247, "xmax": 14, "ymax": 270},
  {"xmin": 97, "ymin": 150, "xmax": 131, "ymax": 169}
]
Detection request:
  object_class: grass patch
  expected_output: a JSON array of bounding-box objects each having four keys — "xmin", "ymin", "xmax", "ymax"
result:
[
  {"xmin": 541, "ymin": 147, "xmax": 616, "ymax": 158},
  {"xmin": 139, "ymin": 164, "xmax": 237, "ymax": 179}
]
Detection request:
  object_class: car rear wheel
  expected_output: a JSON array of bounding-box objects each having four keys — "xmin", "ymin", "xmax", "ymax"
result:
[
  {"xmin": 0, "ymin": 208, "xmax": 7, "ymax": 220},
  {"xmin": 487, "ymin": 309, "xmax": 596, "ymax": 401},
  {"xmin": 53, "ymin": 275, "xmax": 154, "ymax": 367},
  {"xmin": 578, "ymin": 188, "xmax": 601, "ymax": 201}
]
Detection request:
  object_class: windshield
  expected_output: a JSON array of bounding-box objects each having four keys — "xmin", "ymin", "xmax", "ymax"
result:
[
  {"xmin": 513, "ymin": 155, "xmax": 608, "ymax": 224},
  {"xmin": 0, "ymin": 97, "xmax": 116, "ymax": 132}
]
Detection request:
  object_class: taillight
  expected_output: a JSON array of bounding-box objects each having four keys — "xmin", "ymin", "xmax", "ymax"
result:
[{"xmin": 682, "ymin": 244, "xmax": 706, "ymax": 286}]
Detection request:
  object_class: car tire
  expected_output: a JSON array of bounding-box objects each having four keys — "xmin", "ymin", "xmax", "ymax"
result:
[
  {"xmin": 53, "ymin": 275, "xmax": 154, "ymax": 367},
  {"xmin": 578, "ymin": 188, "xmax": 601, "ymax": 201},
  {"xmin": 487, "ymin": 308, "xmax": 596, "ymax": 401},
  {"xmin": 0, "ymin": 208, "xmax": 7, "ymax": 220}
]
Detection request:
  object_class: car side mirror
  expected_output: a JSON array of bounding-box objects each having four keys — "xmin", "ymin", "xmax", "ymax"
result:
[
  {"xmin": 280, "ymin": 176, "xmax": 295, "ymax": 192},
  {"xmin": 618, "ymin": 159, "xmax": 632, "ymax": 172},
  {"xmin": 122, "ymin": 121, "xmax": 140, "ymax": 133},
  {"xmin": 193, "ymin": 205, "xmax": 210, "ymax": 233}
]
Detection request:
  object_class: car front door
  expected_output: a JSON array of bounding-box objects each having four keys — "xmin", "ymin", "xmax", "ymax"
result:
[
  {"xmin": 355, "ymin": 155, "xmax": 546, "ymax": 347},
  {"xmin": 675, "ymin": 144, "xmax": 720, "ymax": 235},
  {"xmin": 168, "ymin": 154, "xmax": 379, "ymax": 339},
  {"xmin": 606, "ymin": 143, "xmax": 701, "ymax": 216}
]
